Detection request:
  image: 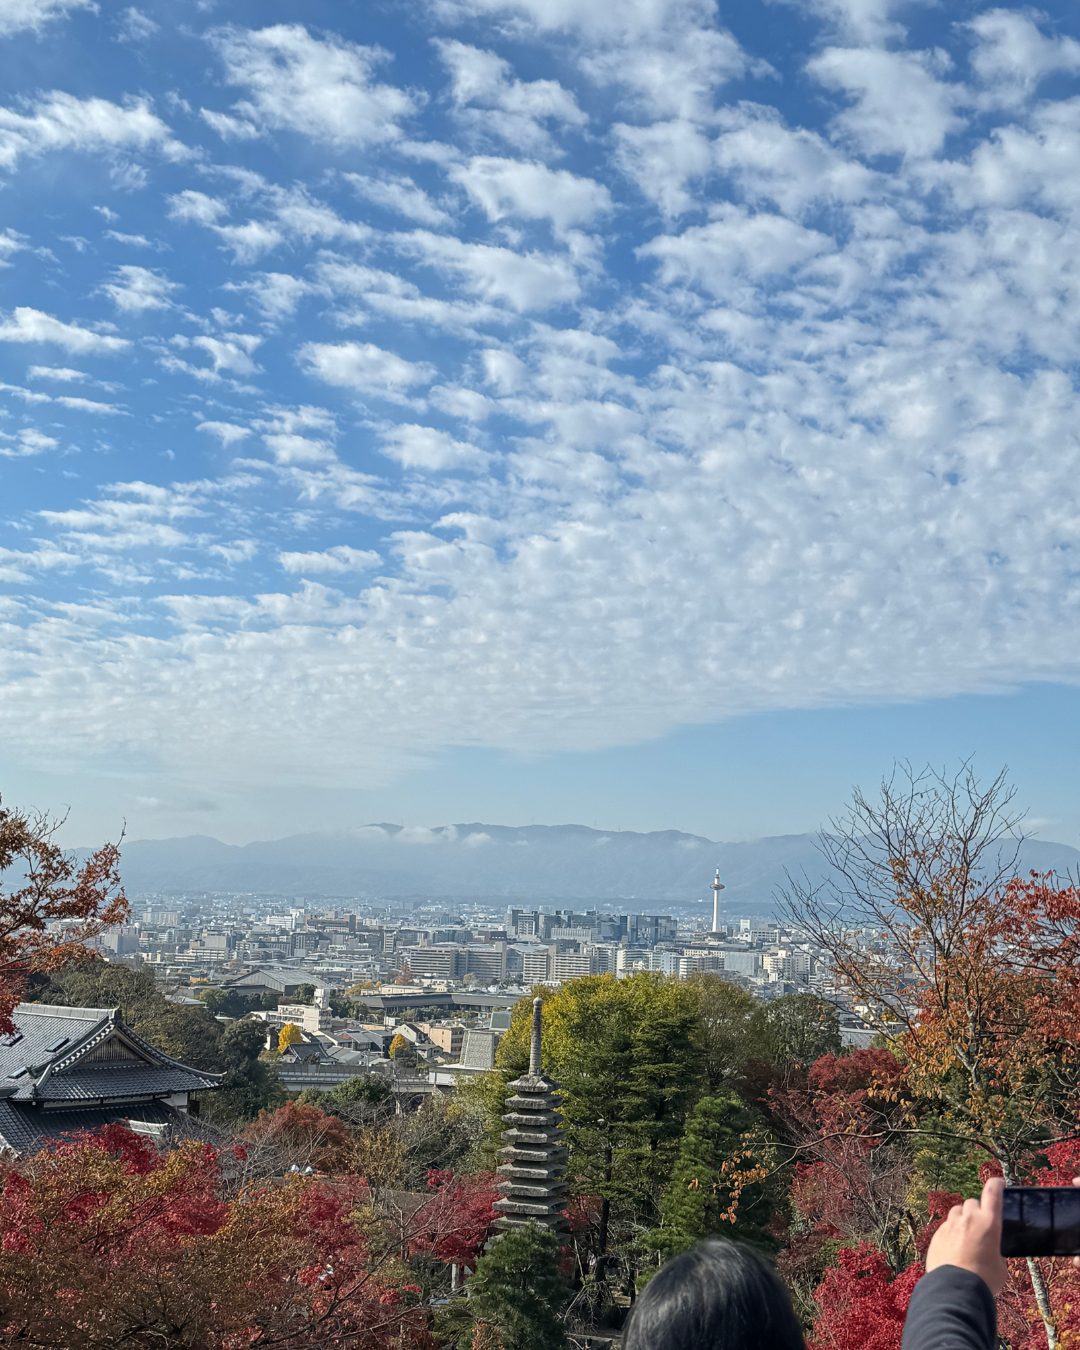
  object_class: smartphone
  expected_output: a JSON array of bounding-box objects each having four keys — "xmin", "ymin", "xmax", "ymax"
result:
[{"xmin": 1001, "ymin": 1187, "xmax": 1080, "ymax": 1257}]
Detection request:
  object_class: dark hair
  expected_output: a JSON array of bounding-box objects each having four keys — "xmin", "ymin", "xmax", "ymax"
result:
[{"xmin": 622, "ymin": 1240, "xmax": 806, "ymax": 1350}]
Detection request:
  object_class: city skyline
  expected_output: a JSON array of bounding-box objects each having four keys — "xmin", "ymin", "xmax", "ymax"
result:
[{"xmin": 3, "ymin": 0, "xmax": 1080, "ymax": 847}]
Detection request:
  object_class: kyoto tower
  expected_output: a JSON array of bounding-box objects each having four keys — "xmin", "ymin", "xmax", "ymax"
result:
[{"xmin": 711, "ymin": 867, "xmax": 725, "ymax": 934}]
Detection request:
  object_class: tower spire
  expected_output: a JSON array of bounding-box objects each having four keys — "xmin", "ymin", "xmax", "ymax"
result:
[
  {"xmin": 528, "ymin": 995, "xmax": 543, "ymax": 1076},
  {"xmin": 711, "ymin": 867, "xmax": 725, "ymax": 934}
]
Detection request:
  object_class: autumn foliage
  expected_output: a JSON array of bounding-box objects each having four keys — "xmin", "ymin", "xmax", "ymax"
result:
[
  {"xmin": 0, "ymin": 799, "xmax": 126, "ymax": 1034},
  {"xmin": 0, "ymin": 1124, "xmax": 431, "ymax": 1348}
]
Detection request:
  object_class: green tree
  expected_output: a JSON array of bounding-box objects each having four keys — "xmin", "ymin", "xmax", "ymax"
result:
[
  {"xmin": 763, "ymin": 993, "xmax": 842, "ymax": 1066},
  {"xmin": 649, "ymin": 1092, "xmax": 776, "ymax": 1263},
  {"xmin": 480, "ymin": 976, "xmax": 707, "ymax": 1267},
  {"xmin": 457, "ymin": 1224, "xmax": 568, "ymax": 1350},
  {"xmin": 685, "ymin": 974, "xmax": 772, "ymax": 1094},
  {"xmin": 293, "ymin": 983, "xmax": 317, "ymax": 1005},
  {"xmin": 203, "ymin": 1018, "xmax": 285, "ymax": 1125}
]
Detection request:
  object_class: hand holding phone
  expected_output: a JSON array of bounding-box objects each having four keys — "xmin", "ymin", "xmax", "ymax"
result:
[{"xmin": 926, "ymin": 1177, "xmax": 1008, "ymax": 1295}]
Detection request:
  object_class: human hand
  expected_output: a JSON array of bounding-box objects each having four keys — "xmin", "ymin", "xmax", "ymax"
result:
[{"xmin": 925, "ymin": 1176, "xmax": 1008, "ymax": 1297}]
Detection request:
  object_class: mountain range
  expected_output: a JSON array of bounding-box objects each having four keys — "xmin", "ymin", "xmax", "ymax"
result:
[{"xmin": 103, "ymin": 824, "xmax": 1080, "ymax": 915}]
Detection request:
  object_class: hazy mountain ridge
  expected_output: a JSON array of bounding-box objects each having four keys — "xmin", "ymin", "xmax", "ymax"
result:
[{"xmin": 102, "ymin": 825, "xmax": 1080, "ymax": 915}]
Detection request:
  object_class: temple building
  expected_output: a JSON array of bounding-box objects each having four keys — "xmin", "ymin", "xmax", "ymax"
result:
[
  {"xmin": 493, "ymin": 997, "xmax": 568, "ymax": 1235},
  {"xmin": 0, "ymin": 1003, "xmax": 223, "ymax": 1155}
]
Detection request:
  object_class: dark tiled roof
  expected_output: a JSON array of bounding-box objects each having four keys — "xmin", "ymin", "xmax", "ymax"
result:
[
  {"xmin": 0, "ymin": 1003, "xmax": 223, "ymax": 1104},
  {"xmin": 34, "ymin": 1064, "xmax": 220, "ymax": 1101},
  {"xmin": 0, "ymin": 1099, "xmax": 186, "ymax": 1155}
]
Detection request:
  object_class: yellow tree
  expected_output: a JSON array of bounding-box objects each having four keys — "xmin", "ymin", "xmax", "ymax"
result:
[{"xmin": 277, "ymin": 1022, "xmax": 303, "ymax": 1053}]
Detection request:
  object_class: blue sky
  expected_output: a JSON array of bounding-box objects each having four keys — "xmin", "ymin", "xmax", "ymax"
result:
[{"xmin": 2, "ymin": 0, "xmax": 1080, "ymax": 848}]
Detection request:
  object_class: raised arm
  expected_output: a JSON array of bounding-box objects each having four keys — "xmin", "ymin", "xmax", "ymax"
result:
[{"xmin": 900, "ymin": 1178, "xmax": 1005, "ymax": 1350}]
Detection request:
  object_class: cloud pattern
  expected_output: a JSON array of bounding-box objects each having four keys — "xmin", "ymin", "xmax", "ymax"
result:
[{"xmin": 1, "ymin": 0, "xmax": 1079, "ymax": 812}]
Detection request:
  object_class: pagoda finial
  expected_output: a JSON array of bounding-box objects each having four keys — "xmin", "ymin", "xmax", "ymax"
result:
[{"xmin": 529, "ymin": 996, "xmax": 543, "ymax": 1076}]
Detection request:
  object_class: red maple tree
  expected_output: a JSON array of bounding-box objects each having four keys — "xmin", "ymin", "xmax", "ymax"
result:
[
  {"xmin": 0, "ymin": 799, "xmax": 127, "ymax": 1033},
  {"xmin": 0, "ymin": 1124, "xmax": 433, "ymax": 1347}
]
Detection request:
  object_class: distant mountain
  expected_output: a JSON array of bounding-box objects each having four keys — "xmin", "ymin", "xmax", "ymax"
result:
[{"xmin": 102, "ymin": 824, "xmax": 1080, "ymax": 915}]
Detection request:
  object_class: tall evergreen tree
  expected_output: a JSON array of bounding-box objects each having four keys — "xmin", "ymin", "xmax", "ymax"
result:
[
  {"xmin": 649, "ymin": 1092, "xmax": 776, "ymax": 1262},
  {"xmin": 458, "ymin": 1224, "xmax": 569, "ymax": 1350}
]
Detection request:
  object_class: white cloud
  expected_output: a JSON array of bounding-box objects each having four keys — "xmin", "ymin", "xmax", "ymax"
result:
[
  {"xmin": 27, "ymin": 364, "xmax": 86, "ymax": 381},
  {"xmin": 0, "ymin": 307, "xmax": 128, "ymax": 353},
  {"xmin": 0, "ymin": 427, "xmax": 57, "ymax": 457},
  {"xmin": 808, "ymin": 46, "xmax": 963, "ymax": 159},
  {"xmin": 117, "ymin": 5, "xmax": 155, "ymax": 41},
  {"xmin": 379, "ymin": 424, "xmax": 489, "ymax": 471},
  {"xmin": 100, "ymin": 264, "xmax": 178, "ymax": 312},
  {"xmin": 0, "ymin": 0, "xmax": 93, "ymax": 37},
  {"xmin": 199, "ymin": 108, "xmax": 259, "ymax": 140},
  {"xmin": 299, "ymin": 341, "xmax": 435, "ymax": 397},
  {"xmin": 450, "ymin": 157, "xmax": 611, "ymax": 233},
  {"xmin": 212, "ymin": 23, "xmax": 417, "ymax": 147},
  {"xmin": 345, "ymin": 172, "xmax": 450, "ymax": 227},
  {"xmin": 967, "ymin": 9, "xmax": 1080, "ymax": 108},
  {"xmin": 639, "ymin": 206, "xmax": 833, "ymax": 294},
  {"xmin": 0, "ymin": 91, "xmax": 179, "ymax": 170},
  {"xmin": 398, "ymin": 230, "xmax": 580, "ymax": 311},
  {"xmin": 436, "ymin": 39, "xmax": 586, "ymax": 154},
  {"xmin": 196, "ymin": 420, "xmax": 251, "ymax": 446},
  {"xmin": 279, "ymin": 545, "xmax": 380, "ymax": 573},
  {"xmin": 174, "ymin": 332, "xmax": 261, "ymax": 376},
  {"xmin": 0, "ymin": 228, "xmax": 26, "ymax": 265},
  {"xmin": 793, "ymin": 0, "xmax": 929, "ymax": 44},
  {"xmin": 228, "ymin": 272, "xmax": 311, "ymax": 323},
  {"xmin": 614, "ymin": 119, "xmax": 714, "ymax": 217},
  {"xmin": 262, "ymin": 432, "xmax": 335, "ymax": 465}
]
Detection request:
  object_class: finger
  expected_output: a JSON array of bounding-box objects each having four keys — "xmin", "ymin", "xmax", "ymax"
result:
[
  {"xmin": 982, "ymin": 1176, "xmax": 1004, "ymax": 1229},
  {"xmin": 963, "ymin": 1197, "xmax": 981, "ymax": 1217},
  {"xmin": 1072, "ymin": 1177, "xmax": 1080, "ymax": 1187},
  {"xmin": 949, "ymin": 1204, "xmax": 964, "ymax": 1220}
]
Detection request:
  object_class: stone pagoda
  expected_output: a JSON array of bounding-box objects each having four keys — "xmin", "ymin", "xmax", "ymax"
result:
[{"xmin": 492, "ymin": 997, "xmax": 568, "ymax": 1235}]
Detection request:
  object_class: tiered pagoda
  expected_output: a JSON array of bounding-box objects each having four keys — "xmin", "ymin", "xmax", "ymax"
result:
[{"xmin": 493, "ymin": 997, "xmax": 568, "ymax": 1234}]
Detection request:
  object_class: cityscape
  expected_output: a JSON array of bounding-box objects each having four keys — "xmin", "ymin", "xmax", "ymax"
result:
[{"xmin": 2, "ymin": 0, "xmax": 1079, "ymax": 1345}]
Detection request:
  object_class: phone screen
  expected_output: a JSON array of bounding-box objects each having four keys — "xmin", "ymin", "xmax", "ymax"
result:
[{"xmin": 1002, "ymin": 1188, "xmax": 1080, "ymax": 1258}]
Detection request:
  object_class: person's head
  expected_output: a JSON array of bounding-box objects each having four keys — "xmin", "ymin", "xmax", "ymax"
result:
[{"xmin": 623, "ymin": 1240, "xmax": 806, "ymax": 1350}]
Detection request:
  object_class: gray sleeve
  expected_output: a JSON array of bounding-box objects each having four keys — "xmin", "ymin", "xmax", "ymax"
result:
[{"xmin": 901, "ymin": 1266, "xmax": 996, "ymax": 1350}]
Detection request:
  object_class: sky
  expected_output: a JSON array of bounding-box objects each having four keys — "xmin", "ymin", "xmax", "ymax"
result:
[{"xmin": 2, "ymin": 0, "xmax": 1080, "ymax": 849}]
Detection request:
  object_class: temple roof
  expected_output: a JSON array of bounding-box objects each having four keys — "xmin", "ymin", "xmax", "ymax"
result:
[
  {"xmin": 0, "ymin": 1099, "xmax": 195, "ymax": 1155},
  {"xmin": 0, "ymin": 1003, "xmax": 223, "ymax": 1104}
]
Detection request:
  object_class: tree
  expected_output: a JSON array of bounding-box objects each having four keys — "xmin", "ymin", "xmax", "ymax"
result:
[
  {"xmin": 480, "ymin": 976, "xmax": 708, "ymax": 1277},
  {"xmin": 206, "ymin": 1016, "xmax": 285, "ymax": 1125},
  {"xmin": 769, "ymin": 1049, "xmax": 914, "ymax": 1276},
  {"xmin": 294, "ymin": 982, "xmax": 317, "ymax": 1004},
  {"xmin": 764, "ymin": 994, "xmax": 843, "ymax": 1067},
  {"xmin": 408, "ymin": 1169, "xmax": 498, "ymax": 1267},
  {"xmin": 781, "ymin": 763, "xmax": 1080, "ymax": 1349},
  {"xmin": 457, "ymin": 1223, "xmax": 569, "ymax": 1350},
  {"xmin": 0, "ymin": 798, "xmax": 126, "ymax": 1033},
  {"xmin": 649, "ymin": 1092, "xmax": 776, "ymax": 1263},
  {"xmin": 0, "ymin": 1125, "xmax": 431, "ymax": 1348},
  {"xmin": 278, "ymin": 1021, "xmax": 303, "ymax": 1053},
  {"xmin": 684, "ymin": 974, "xmax": 772, "ymax": 1094},
  {"xmin": 198, "ymin": 986, "xmax": 278, "ymax": 1019},
  {"xmin": 809, "ymin": 1243, "xmax": 923, "ymax": 1350},
  {"xmin": 239, "ymin": 1101, "xmax": 354, "ymax": 1177}
]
